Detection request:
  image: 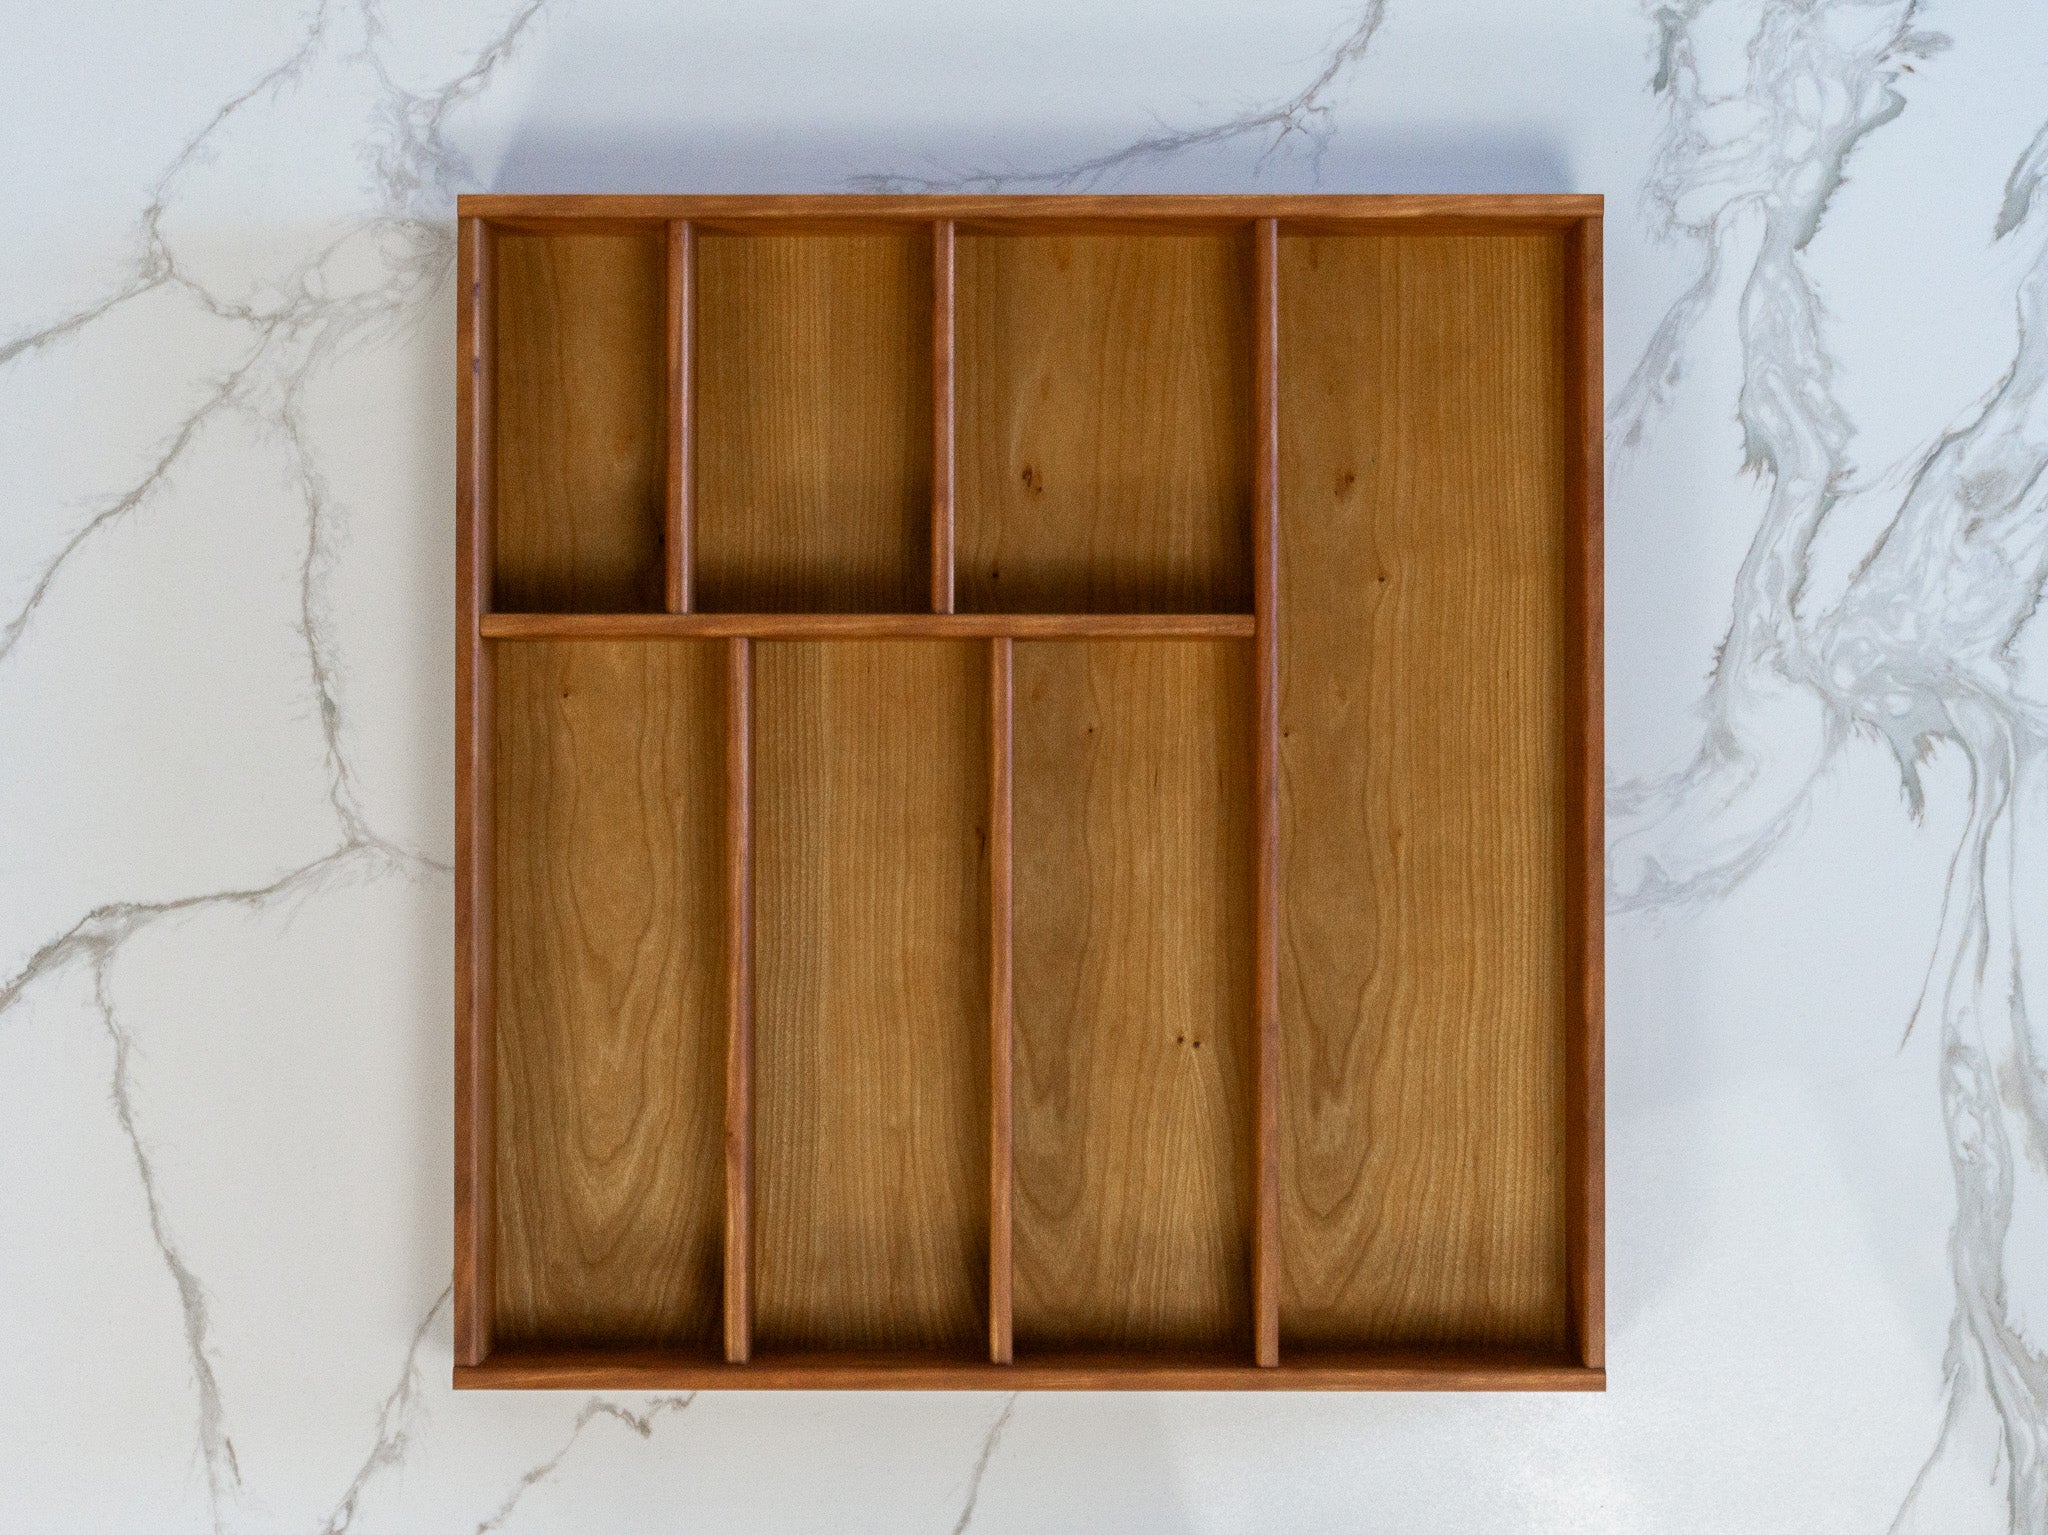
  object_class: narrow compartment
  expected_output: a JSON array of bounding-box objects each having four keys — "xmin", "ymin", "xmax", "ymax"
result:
[
  {"xmin": 1276, "ymin": 232, "xmax": 1576, "ymax": 1355},
  {"xmin": 956, "ymin": 231, "xmax": 1253, "ymax": 614},
  {"xmin": 492, "ymin": 230, "xmax": 668, "ymax": 612},
  {"xmin": 491, "ymin": 640, "xmax": 726, "ymax": 1350},
  {"xmin": 751, "ymin": 640, "xmax": 989, "ymax": 1353},
  {"xmin": 1010, "ymin": 640, "xmax": 1254, "ymax": 1353},
  {"xmin": 694, "ymin": 233, "xmax": 933, "ymax": 611}
]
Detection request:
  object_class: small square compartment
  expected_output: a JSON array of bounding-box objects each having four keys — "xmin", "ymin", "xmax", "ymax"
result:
[
  {"xmin": 956, "ymin": 231, "xmax": 1253, "ymax": 614},
  {"xmin": 492, "ymin": 230, "xmax": 668, "ymax": 612},
  {"xmin": 750, "ymin": 640, "xmax": 990, "ymax": 1354},
  {"xmin": 491, "ymin": 640, "xmax": 727, "ymax": 1352},
  {"xmin": 693, "ymin": 232, "xmax": 934, "ymax": 612},
  {"xmin": 1009, "ymin": 639, "xmax": 1255, "ymax": 1354}
]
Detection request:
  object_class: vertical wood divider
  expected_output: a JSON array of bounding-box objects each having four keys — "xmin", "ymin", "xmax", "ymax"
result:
[
  {"xmin": 1567, "ymin": 214, "xmax": 1606, "ymax": 1372},
  {"xmin": 989, "ymin": 637, "xmax": 1015, "ymax": 1363},
  {"xmin": 1252, "ymin": 217, "xmax": 1281, "ymax": 1369},
  {"xmin": 454, "ymin": 215, "xmax": 495, "ymax": 1367},
  {"xmin": 725, "ymin": 636, "xmax": 754, "ymax": 1364},
  {"xmin": 665, "ymin": 221, "xmax": 695, "ymax": 613},
  {"xmin": 932, "ymin": 220, "xmax": 958, "ymax": 614}
]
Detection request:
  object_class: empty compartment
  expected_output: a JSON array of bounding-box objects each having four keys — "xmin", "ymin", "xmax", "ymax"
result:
[
  {"xmin": 1011, "ymin": 641, "xmax": 1254, "ymax": 1353},
  {"xmin": 694, "ymin": 234, "xmax": 933, "ymax": 611},
  {"xmin": 752, "ymin": 641, "xmax": 989, "ymax": 1352},
  {"xmin": 493, "ymin": 230, "xmax": 668, "ymax": 611},
  {"xmin": 492, "ymin": 641, "xmax": 727, "ymax": 1350},
  {"xmin": 1276, "ymin": 232, "xmax": 1576, "ymax": 1355},
  {"xmin": 956, "ymin": 232, "xmax": 1253, "ymax": 613}
]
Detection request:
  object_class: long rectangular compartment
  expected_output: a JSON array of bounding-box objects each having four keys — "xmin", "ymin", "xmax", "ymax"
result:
[{"xmin": 455, "ymin": 195, "xmax": 1602, "ymax": 1390}]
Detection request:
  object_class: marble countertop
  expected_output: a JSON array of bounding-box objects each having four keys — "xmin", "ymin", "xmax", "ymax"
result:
[{"xmin": 5, "ymin": 1, "xmax": 2046, "ymax": 1529}]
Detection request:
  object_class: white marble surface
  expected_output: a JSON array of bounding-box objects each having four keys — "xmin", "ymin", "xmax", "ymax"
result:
[{"xmin": 4, "ymin": 0, "xmax": 2046, "ymax": 1529}]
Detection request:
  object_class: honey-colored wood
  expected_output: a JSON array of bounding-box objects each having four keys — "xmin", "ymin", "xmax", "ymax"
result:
[
  {"xmin": 483, "ymin": 612, "xmax": 1254, "ymax": 641},
  {"xmin": 1251, "ymin": 218, "xmax": 1281, "ymax": 1370},
  {"xmin": 956, "ymin": 232, "xmax": 1252, "ymax": 613},
  {"xmin": 751, "ymin": 642, "xmax": 990, "ymax": 1353},
  {"xmin": 454, "ymin": 215, "xmax": 493, "ymax": 1366},
  {"xmin": 1275, "ymin": 230, "xmax": 1575, "ymax": 1354},
  {"xmin": 989, "ymin": 638, "xmax": 1015, "ymax": 1365},
  {"xmin": 1010, "ymin": 641, "xmax": 1254, "ymax": 1352},
  {"xmin": 490, "ymin": 641, "xmax": 726, "ymax": 1350},
  {"xmin": 724, "ymin": 638, "xmax": 753, "ymax": 1364},
  {"xmin": 665, "ymin": 223, "xmax": 694, "ymax": 613},
  {"xmin": 455, "ymin": 1346, "xmax": 1602, "ymax": 1392},
  {"xmin": 694, "ymin": 233, "xmax": 932, "ymax": 611},
  {"xmin": 933, "ymin": 221, "xmax": 957, "ymax": 614},
  {"xmin": 1569, "ymin": 218, "xmax": 1606, "ymax": 1371},
  {"xmin": 460, "ymin": 195, "xmax": 1604, "ymax": 1392},
  {"xmin": 493, "ymin": 231, "xmax": 666, "ymax": 612}
]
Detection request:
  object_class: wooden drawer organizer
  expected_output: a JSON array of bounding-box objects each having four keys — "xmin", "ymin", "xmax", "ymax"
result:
[{"xmin": 454, "ymin": 195, "xmax": 1603, "ymax": 1390}]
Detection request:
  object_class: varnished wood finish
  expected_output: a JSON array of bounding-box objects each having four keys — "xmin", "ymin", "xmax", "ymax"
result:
[
  {"xmin": 665, "ymin": 222, "xmax": 694, "ymax": 613},
  {"xmin": 751, "ymin": 642, "xmax": 990, "ymax": 1352},
  {"xmin": 1275, "ymin": 231, "xmax": 1575, "ymax": 1354},
  {"xmin": 454, "ymin": 216, "xmax": 493, "ymax": 1366},
  {"xmin": 989, "ymin": 638, "xmax": 1015, "ymax": 1365},
  {"xmin": 493, "ymin": 230, "xmax": 665, "ymax": 612},
  {"xmin": 456, "ymin": 1346, "xmax": 1602, "ymax": 1391},
  {"xmin": 724, "ymin": 638, "xmax": 753, "ymax": 1364},
  {"xmin": 459, "ymin": 195, "xmax": 1604, "ymax": 1390},
  {"xmin": 1010, "ymin": 641, "xmax": 1254, "ymax": 1352},
  {"xmin": 934, "ymin": 221, "xmax": 958, "ymax": 613},
  {"xmin": 483, "ymin": 613, "xmax": 1253, "ymax": 641},
  {"xmin": 1569, "ymin": 218, "xmax": 1606, "ymax": 1370},
  {"xmin": 1251, "ymin": 218, "xmax": 1281, "ymax": 1370},
  {"xmin": 490, "ymin": 642, "xmax": 726, "ymax": 1350},
  {"xmin": 694, "ymin": 233, "xmax": 931, "ymax": 611},
  {"xmin": 956, "ymin": 231, "xmax": 1252, "ymax": 613}
]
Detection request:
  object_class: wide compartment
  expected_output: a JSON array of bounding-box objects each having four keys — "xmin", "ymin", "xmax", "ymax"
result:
[
  {"xmin": 492, "ymin": 230, "xmax": 669, "ymax": 612},
  {"xmin": 694, "ymin": 233, "xmax": 934, "ymax": 612},
  {"xmin": 1009, "ymin": 639, "xmax": 1255, "ymax": 1354},
  {"xmin": 955, "ymin": 231, "xmax": 1253, "ymax": 614},
  {"xmin": 749, "ymin": 640, "xmax": 990, "ymax": 1353},
  {"xmin": 1275, "ymin": 231, "xmax": 1578, "ymax": 1356},
  {"xmin": 490, "ymin": 640, "xmax": 727, "ymax": 1351}
]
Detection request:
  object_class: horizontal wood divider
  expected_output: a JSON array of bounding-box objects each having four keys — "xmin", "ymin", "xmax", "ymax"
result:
[
  {"xmin": 455, "ymin": 1349, "xmax": 1605, "ymax": 1392},
  {"xmin": 482, "ymin": 613, "xmax": 1256, "ymax": 641}
]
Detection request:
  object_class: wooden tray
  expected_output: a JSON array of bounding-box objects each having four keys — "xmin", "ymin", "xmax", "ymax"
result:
[{"xmin": 453, "ymin": 195, "xmax": 1603, "ymax": 1391}]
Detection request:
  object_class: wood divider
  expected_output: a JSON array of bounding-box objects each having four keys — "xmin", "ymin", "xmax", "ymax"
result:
[
  {"xmin": 455, "ymin": 214, "xmax": 496, "ymax": 1367},
  {"xmin": 665, "ymin": 221, "xmax": 695, "ymax": 613},
  {"xmin": 989, "ymin": 638, "xmax": 1015, "ymax": 1363},
  {"xmin": 1252, "ymin": 217, "xmax": 1280, "ymax": 1369},
  {"xmin": 1567, "ymin": 216, "xmax": 1606, "ymax": 1372},
  {"xmin": 725, "ymin": 636, "xmax": 754, "ymax": 1363},
  {"xmin": 482, "ymin": 613, "xmax": 1254, "ymax": 640},
  {"xmin": 933, "ymin": 220, "xmax": 957, "ymax": 613}
]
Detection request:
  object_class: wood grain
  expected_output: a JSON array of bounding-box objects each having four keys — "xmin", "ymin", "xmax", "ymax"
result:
[
  {"xmin": 666, "ymin": 222, "xmax": 694, "ymax": 613},
  {"xmin": 694, "ymin": 234, "xmax": 932, "ymax": 611},
  {"xmin": 934, "ymin": 221, "xmax": 957, "ymax": 613},
  {"xmin": 1010, "ymin": 641, "xmax": 1254, "ymax": 1352},
  {"xmin": 1275, "ymin": 231, "xmax": 1575, "ymax": 1352},
  {"xmin": 491, "ymin": 641, "xmax": 726, "ymax": 1349},
  {"xmin": 956, "ymin": 233, "xmax": 1252, "ymax": 613},
  {"xmin": 751, "ymin": 641, "xmax": 990, "ymax": 1352},
  {"xmin": 725, "ymin": 638, "xmax": 753, "ymax": 1363},
  {"xmin": 493, "ymin": 231, "xmax": 666, "ymax": 612}
]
